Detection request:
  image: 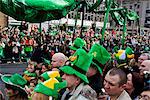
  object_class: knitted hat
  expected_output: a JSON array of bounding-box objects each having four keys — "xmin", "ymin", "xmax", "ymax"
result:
[{"xmin": 60, "ymin": 49, "xmax": 93, "ymax": 83}]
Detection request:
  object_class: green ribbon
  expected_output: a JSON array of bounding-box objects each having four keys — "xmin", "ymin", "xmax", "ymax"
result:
[
  {"xmin": 122, "ymin": 16, "xmax": 127, "ymax": 49},
  {"xmin": 101, "ymin": 0, "xmax": 113, "ymax": 41}
]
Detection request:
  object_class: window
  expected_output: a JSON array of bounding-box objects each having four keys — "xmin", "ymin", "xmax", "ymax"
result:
[
  {"xmin": 91, "ymin": 15, "xmax": 93, "ymax": 21},
  {"xmin": 137, "ymin": 5, "xmax": 140, "ymax": 9},
  {"xmin": 85, "ymin": 14, "xmax": 87, "ymax": 20},
  {"xmin": 130, "ymin": 6, "xmax": 132, "ymax": 9},
  {"xmin": 146, "ymin": 2, "xmax": 149, "ymax": 8},
  {"xmin": 68, "ymin": 14, "xmax": 71, "ymax": 19},
  {"xmin": 88, "ymin": 16, "xmax": 90, "ymax": 20}
]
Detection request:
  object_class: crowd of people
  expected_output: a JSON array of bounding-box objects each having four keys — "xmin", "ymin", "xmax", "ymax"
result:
[{"xmin": 0, "ymin": 24, "xmax": 150, "ymax": 100}]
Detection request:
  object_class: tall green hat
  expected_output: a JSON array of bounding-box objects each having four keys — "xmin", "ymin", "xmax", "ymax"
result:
[
  {"xmin": 69, "ymin": 38, "xmax": 86, "ymax": 50},
  {"xmin": 60, "ymin": 49, "xmax": 93, "ymax": 83},
  {"xmin": 1, "ymin": 73, "xmax": 28, "ymax": 95},
  {"xmin": 34, "ymin": 75, "xmax": 67, "ymax": 98},
  {"xmin": 88, "ymin": 43, "xmax": 111, "ymax": 74}
]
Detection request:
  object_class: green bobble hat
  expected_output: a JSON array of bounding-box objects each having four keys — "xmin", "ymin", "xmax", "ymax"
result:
[
  {"xmin": 34, "ymin": 76, "xmax": 67, "ymax": 98},
  {"xmin": 60, "ymin": 49, "xmax": 93, "ymax": 83},
  {"xmin": 69, "ymin": 38, "xmax": 86, "ymax": 50},
  {"xmin": 88, "ymin": 43, "xmax": 111, "ymax": 74},
  {"xmin": 1, "ymin": 73, "xmax": 28, "ymax": 95}
]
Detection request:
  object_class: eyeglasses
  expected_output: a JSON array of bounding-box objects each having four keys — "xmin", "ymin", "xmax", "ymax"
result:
[{"xmin": 137, "ymin": 95, "xmax": 150, "ymax": 100}]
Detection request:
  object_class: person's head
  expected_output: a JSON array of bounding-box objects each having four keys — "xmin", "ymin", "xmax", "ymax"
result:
[
  {"xmin": 104, "ymin": 68, "xmax": 127, "ymax": 97},
  {"xmin": 1, "ymin": 74, "xmax": 28, "ymax": 100},
  {"xmin": 69, "ymin": 37, "xmax": 86, "ymax": 54},
  {"xmin": 32, "ymin": 92, "xmax": 49, "ymax": 100},
  {"xmin": 33, "ymin": 74, "xmax": 67, "ymax": 100},
  {"xmin": 87, "ymin": 43, "xmax": 111, "ymax": 76},
  {"xmin": 86, "ymin": 64, "xmax": 98, "ymax": 77},
  {"xmin": 41, "ymin": 64, "xmax": 50, "ymax": 74},
  {"xmin": 125, "ymin": 72, "xmax": 144, "ymax": 98},
  {"xmin": 139, "ymin": 60, "xmax": 150, "ymax": 75},
  {"xmin": 4, "ymin": 84, "xmax": 28, "ymax": 100},
  {"xmin": 62, "ymin": 73, "xmax": 81, "ymax": 90},
  {"xmin": 60, "ymin": 49, "xmax": 93, "ymax": 89},
  {"xmin": 27, "ymin": 60, "xmax": 37, "ymax": 73},
  {"xmin": 51, "ymin": 53, "xmax": 67, "ymax": 68},
  {"xmin": 138, "ymin": 53, "xmax": 150, "ymax": 65},
  {"xmin": 138, "ymin": 89, "xmax": 150, "ymax": 100},
  {"xmin": 125, "ymin": 73, "xmax": 133, "ymax": 92}
]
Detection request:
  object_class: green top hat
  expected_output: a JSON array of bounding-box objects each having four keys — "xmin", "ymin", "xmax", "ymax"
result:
[
  {"xmin": 1, "ymin": 73, "xmax": 28, "ymax": 95},
  {"xmin": 34, "ymin": 76, "xmax": 67, "ymax": 98},
  {"xmin": 88, "ymin": 43, "xmax": 111, "ymax": 74},
  {"xmin": 69, "ymin": 38, "xmax": 86, "ymax": 50},
  {"xmin": 60, "ymin": 49, "xmax": 93, "ymax": 83}
]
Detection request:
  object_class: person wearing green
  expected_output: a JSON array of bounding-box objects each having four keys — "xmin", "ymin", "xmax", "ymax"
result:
[
  {"xmin": 0, "ymin": 46, "xmax": 4, "ymax": 59},
  {"xmin": 59, "ymin": 49, "xmax": 97, "ymax": 100},
  {"xmin": 87, "ymin": 43, "xmax": 111, "ymax": 94},
  {"xmin": 32, "ymin": 72, "xmax": 67, "ymax": 100},
  {"xmin": 23, "ymin": 60, "xmax": 37, "ymax": 82},
  {"xmin": 114, "ymin": 47, "xmax": 134, "ymax": 68},
  {"xmin": 1, "ymin": 73, "xmax": 28, "ymax": 100},
  {"xmin": 69, "ymin": 37, "xmax": 87, "ymax": 55}
]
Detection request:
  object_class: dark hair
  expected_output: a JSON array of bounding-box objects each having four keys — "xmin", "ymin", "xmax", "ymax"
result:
[
  {"xmin": 5, "ymin": 84, "xmax": 28, "ymax": 100},
  {"xmin": 108, "ymin": 68, "xmax": 127, "ymax": 86},
  {"xmin": 131, "ymin": 72, "xmax": 144, "ymax": 99}
]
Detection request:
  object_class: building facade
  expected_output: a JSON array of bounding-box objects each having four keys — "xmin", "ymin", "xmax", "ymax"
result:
[
  {"xmin": 117, "ymin": 0, "xmax": 150, "ymax": 28},
  {"xmin": 1, "ymin": 0, "xmax": 149, "ymax": 32},
  {"xmin": 50, "ymin": 0, "xmax": 108, "ymax": 29}
]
